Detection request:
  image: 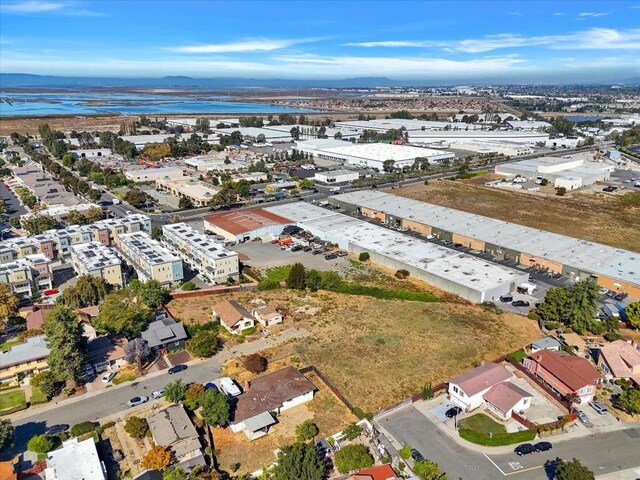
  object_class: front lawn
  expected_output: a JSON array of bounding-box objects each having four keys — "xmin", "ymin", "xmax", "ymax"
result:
[
  {"xmin": 0, "ymin": 388, "xmax": 27, "ymax": 415},
  {"xmin": 458, "ymin": 413, "xmax": 535, "ymax": 446},
  {"xmin": 30, "ymin": 386, "xmax": 49, "ymax": 405},
  {"xmin": 1, "ymin": 339, "xmax": 20, "ymax": 352}
]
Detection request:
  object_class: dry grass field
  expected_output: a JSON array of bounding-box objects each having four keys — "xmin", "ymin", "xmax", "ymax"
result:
[
  {"xmin": 394, "ymin": 179, "xmax": 640, "ymax": 252},
  {"xmin": 167, "ymin": 284, "xmax": 540, "ymax": 412},
  {"xmin": 0, "ymin": 115, "xmax": 129, "ymax": 136}
]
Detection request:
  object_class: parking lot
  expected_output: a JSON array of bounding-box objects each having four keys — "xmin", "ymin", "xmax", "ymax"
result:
[{"xmin": 232, "ymin": 241, "xmax": 352, "ymax": 272}]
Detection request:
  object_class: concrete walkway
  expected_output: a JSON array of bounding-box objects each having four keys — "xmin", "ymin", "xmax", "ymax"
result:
[{"xmin": 596, "ymin": 467, "xmax": 640, "ymax": 480}]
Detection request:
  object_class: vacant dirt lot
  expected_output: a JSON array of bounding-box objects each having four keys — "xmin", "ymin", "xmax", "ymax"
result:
[
  {"xmin": 0, "ymin": 115, "xmax": 129, "ymax": 135},
  {"xmin": 394, "ymin": 179, "xmax": 640, "ymax": 252},
  {"xmin": 168, "ymin": 286, "xmax": 540, "ymax": 412}
]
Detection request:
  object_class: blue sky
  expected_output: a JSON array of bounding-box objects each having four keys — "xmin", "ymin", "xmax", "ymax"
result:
[{"xmin": 0, "ymin": 0, "xmax": 639, "ymax": 82}]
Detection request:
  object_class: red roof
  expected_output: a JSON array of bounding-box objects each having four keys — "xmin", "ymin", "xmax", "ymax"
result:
[
  {"xmin": 529, "ymin": 350, "xmax": 600, "ymax": 391},
  {"xmin": 483, "ymin": 382, "xmax": 532, "ymax": 413},
  {"xmin": 205, "ymin": 208, "xmax": 290, "ymax": 235},
  {"xmin": 351, "ymin": 464, "xmax": 399, "ymax": 480},
  {"xmin": 449, "ymin": 362, "xmax": 512, "ymax": 397}
]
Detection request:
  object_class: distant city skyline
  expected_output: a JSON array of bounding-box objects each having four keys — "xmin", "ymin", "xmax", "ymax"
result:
[{"xmin": 0, "ymin": 0, "xmax": 639, "ymax": 83}]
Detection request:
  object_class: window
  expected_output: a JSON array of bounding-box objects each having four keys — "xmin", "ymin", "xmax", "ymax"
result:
[{"xmin": 452, "ymin": 386, "xmax": 459, "ymax": 394}]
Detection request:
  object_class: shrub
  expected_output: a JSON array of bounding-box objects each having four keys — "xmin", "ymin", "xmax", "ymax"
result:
[
  {"xmin": 422, "ymin": 383, "xmax": 435, "ymax": 400},
  {"xmin": 358, "ymin": 252, "xmax": 370, "ymax": 262},
  {"xmin": 333, "ymin": 444, "xmax": 373, "ymax": 474},
  {"xmin": 27, "ymin": 434, "xmax": 56, "ymax": 454},
  {"xmin": 527, "ymin": 311, "xmax": 539, "ymax": 320},
  {"xmin": 31, "ymin": 371, "xmax": 62, "ymax": 399},
  {"xmin": 230, "ymin": 463, "xmax": 240, "ymax": 473},
  {"xmin": 241, "ymin": 326, "xmax": 257, "ymax": 336},
  {"xmin": 352, "ymin": 406, "xmax": 372, "ymax": 421},
  {"xmin": 295, "ymin": 420, "xmax": 318, "ymax": 442},
  {"xmin": 124, "ymin": 416, "xmax": 148, "ymax": 439},
  {"xmin": 184, "ymin": 384, "xmax": 205, "ymax": 410},
  {"xmin": 141, "ymin": 445, "xmax": 173, "ymax": 471},
  {"xmin": 556, "ymin": 186, "xmax": 567, "ymax": 196},
  {"xmin": 188, "ymin": 329, "xmax": 220, "ymax": 358},
  {"xmin": 71, "ymin": 421, "xmax": 95, "ymax": 437},
  {"xmin": 395, "ymin": 269, "xmax": 410, "ymax": 279},
  {"xmin": 243, "ymin": 353, "xmax": 268, "ymax": 373},
  {"xmin": 398, "ymin": 444, "xmax": 412, "ymax": 460},
  {"xmin": 342, "ymin": 423, "xmax": 362, "ymax": 441},
  {"xmin": 181, "ymin": 281, "xmax": 197, "ymax": 291},
  {"xmin": 506, "ymin": 349, "xmax": 527, "ymax": 363},
  {"xmin": 540, "ymin": 178, "xmax": 549, "ymax": 186}
]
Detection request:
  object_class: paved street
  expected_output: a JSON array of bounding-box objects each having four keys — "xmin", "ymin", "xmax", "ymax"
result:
[
  {"xmin": 377, "ymin": 406, "xmax": 640, "ymax": 480},
  {"xmin": 0, "ymin": 181, "xmax": 27, "ymax": 217},
  {"xmin": 9, "ymin": 358, "xmax": 221, "ymax": 454}
]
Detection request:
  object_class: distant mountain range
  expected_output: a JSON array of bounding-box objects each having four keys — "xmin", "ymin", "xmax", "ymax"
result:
[{"xmin": 1, "ymin": 73, "xmax": 638, "ymax": 89}]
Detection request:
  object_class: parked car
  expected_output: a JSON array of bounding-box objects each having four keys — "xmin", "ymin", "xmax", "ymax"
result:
[
  {"xmin": 512, "ymin": 300, "xmax": 530, "ymax": 307},
  {"xmin": 577, "ymin": 410, "xmax": 590, "ymax": 424},
  {"xmin": 204, "ymin": 382, "xmax": 220, "ymax": 393},
  {"xmin": 410, "ymin": 448, "xmax": 425, "ymax": 462},
  {"xmin": 168, "ymin": 364, "xmax": 188, "ymax": 375},
  {"xmin": 598, "ymin": 287, "xmax": 609, "ymax": 295},
  {"xmin": 606, "ymin": 291, "xmax": 616, "ymax": 298},
  {"xmin": 336, "ymin": 251, "xmax": 348, "ymax": 257},
  {"xmin": 45, "ymin": 424, "xmax": 69, "ymax": 436},
  {"xmin": 500, "ymin": 294, "xmax": 513, "ymax": 303},
  {"xmin": 324, "ymin": 253, "xmax": 338, "ymax": 260},
  {"xmin": 445, "ymin": 406, "xmax": 463, "ymax": 418},
  {"xmin": 101, "ymin": 371, "xmax": 117, "ymax": 383},
  {"xmin": 614, "ymin": 293, "xmax": 627, "ymax": 301},
  {"xmin": 127, "ymin": 396, "xmax": 149, "ymax": 407},
  {"xmin": 514, "ymin": 443, "xmax": 536, "ymax": 456},
  {"xmin": 589, "ymin": 401, "xmax": 608, "ymax": 415},
  {"xmin": 152, "ymin": 388, "xmax": 165, "ymax": 399},
  {"xmin": 534, "ymin": 441, "xmax": 552, "ymax": 452}
]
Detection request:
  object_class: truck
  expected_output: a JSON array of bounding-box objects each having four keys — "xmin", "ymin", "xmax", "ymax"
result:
[
  {"xmin": 112, "ymin": 198, "xmax": 121, "ymax": 205},
  {"xmin": 602, "ymin": 302, "xmax": 620, "ymax": 318},
  {"xmin": 329, "ymin": 186, "xmax": 341, "ymax": 192},
  {"xmin": 517, "ymin": 282, "xmax": 537, "ymax": 295},
  {"xmin": 219, "ymin": 377, "xmax": 242, "ymax": 397}
]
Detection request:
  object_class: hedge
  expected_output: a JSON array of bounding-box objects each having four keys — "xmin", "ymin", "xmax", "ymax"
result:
[
  {"xmin": 459, "ymin": 428, "xmax": 536, "ymax": 446},
  {"xmin": 333, "ymin": 283, "xmax": 439, "ymax": 302},
  {"xmin": 71, "ymin": 421, "xmax": 96, "ymax": 437}
]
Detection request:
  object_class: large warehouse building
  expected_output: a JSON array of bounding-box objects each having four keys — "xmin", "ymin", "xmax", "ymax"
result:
[
  {"xmin": 330, "ymin": 190, "xmax": 640, "ymax": 298},
  {"xmin": 204, "ymin": 208, "xmax": 292, "ymax": 243},
  {"xmin": 264, "ymin": 203, "xmax": 528, "ymax": 303},
  {"xmin": 294, "ymin": 140, "xmax": 455, "ymax": 171}
]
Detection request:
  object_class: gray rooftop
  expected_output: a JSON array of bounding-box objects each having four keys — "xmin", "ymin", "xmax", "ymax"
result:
[
  {"xmin": 141, "ymin": 318, "xmax": 187, "ymax": 348},
  {"xmin": 531, "ymin": 336, "xmax": 563, "ymax": 351},
  {"xmin": 331, "ymin": 190, "xmax": 640, "ymax": 288},
  {"xmin": 0, "ymin": 335, "xmax": 50, "ymax": 368},
  {"xmin": 116, "ymin": 232, "xmax": 181, "ymax": 266},
  {"xmin": 147, "ymin": 405, "xmax": 201, "ymax": 459}
]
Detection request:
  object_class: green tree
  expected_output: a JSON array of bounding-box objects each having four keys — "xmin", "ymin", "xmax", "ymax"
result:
[
  {"xmin": 0, "ymin": 419, "xmax": 14, "ymax": 451},
  {"xmin": 128, "ymin": 279, "xmax": 168, "ymax": 309},
  {"xmin": 287, "ymin": 262, "xmax": 306, "ymax": 290},
  {"xmin": 58, "ymin": 275, "xmax": 112, "ymax": 309},
  {"xmin": 333, "ymin": 443, "xmax": 374, "ymax": 474},
  {"xmin": 31, "ymin": 370, "xmax": 63, "ymax": 399},
  {"xmin": 93, "ymin": 289, "xmax": 153, "ymax": 338},
  {"xmin": 84, "ymin": 207, "xmax": 103, "ymax": 223},
  {"xmin": 164, "ymin": 380, "xmax": 187, "ymax": 404},
  {"xmin": 537, "ymin": 287, "xmax": 569, "ymax": 324},
  {"xmin": 298, "ymin": 179, "xmax": 315, "ymax": 190},
  {"xmin": 342, "ymin": 422, "xmax": 362, "ymax": 441},
  {"xmin": 187, "ymin": 329, "xmax": 220, "ymax": 358},
  {"xmin": 181, "ymin": 281, "xmax": 197, "ymax": 291},
  {"xmin": 178, "ymin": 196, "xmax": 194, "ymax": 209},
  {"xmin": 566, "ymin": 280, "xmax": 600, "ymax": 334},
  {"xmin": 195, "ymin": 118, "xmax": 210, "ymax": 133},
  {"xmin": 413, "ymin": 459, "xmax": 447, "ymax": 480},
  {"xmin": 66, "ymin": 209, "xmax": 86, "ymax": 225},
  {"xmin": 618, "ymin": 387, "xmax": 640, "ymax": 415},
  {"xmin": 271, "ymin": 442, "xmax": 327, "ymax": 480},
  {"xmin": 200, "ymin": 389, "xmax": 230, "ymax": 426},
  {"xmin": 358, "ymin": 252, "xmax": 370, "ymax": 262},
  {"xmin": 27, "ymin": 434, "xmax": 57, "ymax": 454},
  {"xmin": 382, "ymin": 159, "xmax": 395, "ymax": 173},
  {"xmin": 184, "ymin": 383, "xmax": 206, "ymax": 410},
  {"xmin": 295, "ymin": 420, "xmax": 319, "ymax": 442},
  {"xmin": 0, "ymin": 283, "xmax": 19, "ymax": 330},
  {"xmin": 625, "ymin": 301, "xmax": 640, "ymax": 329},
  {"xmin": 555, "ymin": 458, "xmax": 595, "ymax": 480},
  {"xmin": 398, "ymin": 444, "xmax": 412, "ymax": 460},
  {"xmin": 163, "ymin": 467, "xmax": 188, "ymax": 480},
  {"xmin": 124, "ymin": 416, "xmax": 149, "ymax": 439},
  {"xmin": 556, "ymin": 186, "xmax": 567, "ymax": 196},
  {"xmin": 21, "ymin": 213, "xmax": 55, "ymax": 235},
  {"xmin": 304, "ymin": 270, "xmax": 321, "ymax": 292},
  {"xmin": 42, "ymin": 305, "xmax": 86, "ymax": 386}
]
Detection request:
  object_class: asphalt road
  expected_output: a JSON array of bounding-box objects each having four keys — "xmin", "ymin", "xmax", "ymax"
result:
[
  {"xmin": 378, "ymin": 406, "xmax": 640, "ymax": 480},
  {"xmin": 0, "ymin": 181, "xmax": 27, "ymax": 217},
  {"xmin": 9, "ymin": 358, "xmax": 221, "ymax": 455}
]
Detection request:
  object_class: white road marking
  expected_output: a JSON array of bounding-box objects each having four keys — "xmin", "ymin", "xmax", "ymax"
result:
[{"xmin": 484, "ymin": 453, "xmax": 508, "ymax": 476}]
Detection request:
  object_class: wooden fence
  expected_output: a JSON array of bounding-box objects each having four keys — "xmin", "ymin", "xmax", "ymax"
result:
[
  {"xmin": 299, "ymin": 365, "xmax": 355, "ymax": 413},
  {"xmin": 169, "ymin": 282, "xmax": 257, "ymax": 299}
]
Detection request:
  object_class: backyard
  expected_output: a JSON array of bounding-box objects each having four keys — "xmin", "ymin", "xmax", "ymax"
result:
[{"xmin": 394, "ymin": 178, "xmax": 640, "ymax": 252}]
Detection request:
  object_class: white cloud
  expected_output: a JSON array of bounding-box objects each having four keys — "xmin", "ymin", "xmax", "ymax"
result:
[
  {"xmin": 509, "ymin": 12, "xmax": 521, "ymax": 16},
  {"xmin": 1, "ymin": 1, "xmax": 65, "ymax": 13},
  {"xmin": 554, "ymin": 12, "xmax": 564, "ymax": 16},
  {"xmin": 168, "ymin": 38, "xmax": 319, "ymax": 53},
  {"xmin": 578, "ymin": 12, "xmax": 611, "ymax": 18},
  {"xmin": 346, "ymin": 29, "xmax": 640, "ymax": 53}
]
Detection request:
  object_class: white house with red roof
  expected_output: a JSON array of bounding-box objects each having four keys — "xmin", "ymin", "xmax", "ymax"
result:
[
  {"xmin": 597, "ymin": 340, "xmax": 640, "ymax": 386},
  {"xmin": 448, "ymin": 362, "xmax": 513, "ymax": 411},
  {"xmin": 482, "ymin": 382, "xmax": 533, "ymax": 420}
]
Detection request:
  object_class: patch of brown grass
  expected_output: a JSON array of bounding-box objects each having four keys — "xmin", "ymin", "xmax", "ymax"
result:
[{"xmin": 394, "ymin": 180, "xmax": 640, "ymax": 252}]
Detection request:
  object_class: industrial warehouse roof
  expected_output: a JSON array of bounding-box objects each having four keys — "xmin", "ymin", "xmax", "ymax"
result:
[
  {"xmin": 331, "ymin": 190, "xmax": 640, "ymax": 288},
  {"xmin": 205, "ymin": 208, "xmax": 291, "ymax": 235},
  {"xmin": 266, "ymin": 203, "xmax": 527, "ymax": 293},
  {"xmin": 316, "ymin": 142, "xmax": 453, "ymax": 162}
]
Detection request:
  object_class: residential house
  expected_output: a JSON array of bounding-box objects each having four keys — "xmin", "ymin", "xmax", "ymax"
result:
[
  {"xmin": 482, "ymin": 382, "xmax": 534, "ymax": 420},
  {"xmin": 523, "ymin": 350, "xmax": 600, "ymax": 404},
  {"xmin": 251, "ymin": 305, "xmax": 284, "ymax": 327},
  {"xmin": 77, "ymin": 306, "xmax": 99, "ymax": 340},
  {"xmin": 212, "ymin": 300, "xmax": 256, "ymax": 334},
  {"xmin": 132, "ymin": 471, "xmax": 162, "ymax": 480},
  {"xmin": 350, "ymin": 464, "xmax": 401, "ymax": 480},
  {"xmin": 0, "ymin": 335, "xmax": 50, "ymax": 384},
  {"xmin": 447, "ymin": 362, "xmax": 513, "ymax": 411},
  {"xmin": 44, "ymin": 437, "xmax": 106, "ymax": 480},
  {"xmin": 85, "ymin": 336, "xmax": 128, "ymax": 373},
  {"xmin": 559, "ymin": 333, "xmax": 587, "ymax": 355},
  {"xmin": 147, "ymin": 405, "xmax": 206, "ymax": 471},
  {"xmin": 529, "ymin": 336, "xmax": 563, "ymax": 353},
  {"xmin": 25, "ymin": 303, "xmax": 55, "ymax": 331},
  {"xmin": 230, "ymin": 366, "xmax": 316, "ymax": 440},
  {"xmin": 597, "ymin": 340, "xmax": 640, "ymax": 386},
  {"xmin": 141, "ymin": 318, "xmax": 187, "ymax": 352}
]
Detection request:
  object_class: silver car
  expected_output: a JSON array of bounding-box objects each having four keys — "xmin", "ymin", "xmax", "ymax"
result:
[
  {"xmin": 577, "ymin": 410, "xmax": 590, "ymax": 424},
  {"xmin": 127, "ymin": 396, "xmax": 149, "ymax": 407}
]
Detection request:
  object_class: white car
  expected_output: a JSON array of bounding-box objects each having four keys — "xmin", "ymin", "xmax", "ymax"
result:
[
  {"xmin": 102, "ymin": 371, "xmax": 117, "ymax": 383},
  {"xmin": 127, "ymin": 396, "xmax": 149, "ymax": 407},
  {"xmin": 152, "ymin": 388, "xmax": 165, "ymax": 399},
  {"xmin": 598, "ymin": 287, "xmax": 609, "ymax": 295}
]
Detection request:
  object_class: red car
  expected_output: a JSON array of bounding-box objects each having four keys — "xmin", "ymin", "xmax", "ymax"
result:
[{"xmin": 43, "ymin": 289, "xmax": 59, "ymax": 296}]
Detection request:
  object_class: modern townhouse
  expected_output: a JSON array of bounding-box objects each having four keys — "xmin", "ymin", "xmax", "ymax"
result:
[{"xmin": 70, "ymin": 242, "xmax": 124, "ymax": 287}]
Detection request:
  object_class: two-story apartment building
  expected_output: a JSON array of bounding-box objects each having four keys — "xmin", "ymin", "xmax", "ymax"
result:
[
  {"xmin": 0, "ymin": 254, "xmax": 53, "ymax": 300},
  {"xmin": 162, "ymin": 223, "xmax": 239, "ymax": 284},
  {"xmin": 524, "ymin": 350, "xmax": 600, "ymax": 404},
  {"xmin": 0, "ymin": 335, "xmax": 50, "ymax": 384},
  {"xmin": 114, "ymin": 232, "xmax": 183, "ymax": 287},
  {"xmin": 70, "ymin": 242, "xmax": 124, "ymax": 287}
]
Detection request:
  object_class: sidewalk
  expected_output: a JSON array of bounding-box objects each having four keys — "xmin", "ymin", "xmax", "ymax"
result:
[{"xmin": 596, "ymin": 467, "xmax": 640, "ymax": 480}]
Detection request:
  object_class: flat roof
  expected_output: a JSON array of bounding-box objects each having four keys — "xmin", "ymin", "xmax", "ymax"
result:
[
  {"xmin": 156, "ymin": 177, "xmax": 219, "ymax": 201},
  {"xmin": 44, "ymin": 438, "xmax": 105, "ymax": 480},
  {"xmin": 316, "ymin": 169, "xmax": 359, "ymax": 177},
  {"xmin": 266, "ymin": 203, "xmax": 527, "ymax": 293},
  {"xmin": 205, "ymin": 208, "xmax": 291, "ymax": 235},
  {"xmin": 162, "ymin": 223, "xmax": 238, "ymax": 260},
  {"xmin": 318, "ymin": 143, "xmax": 454, "ymax": 162},
  {"xmin": 116, "ymin": 232, "xmax": 181, "ymax": 265},
  {"xmin": 332, "ymin": 190, "xmax": 640, "ymax": 287},
  {"xmin": 71, "ymin": 242, "xmax": 121, "ymax": 270}
]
